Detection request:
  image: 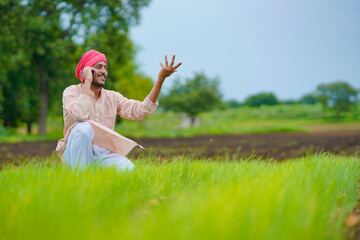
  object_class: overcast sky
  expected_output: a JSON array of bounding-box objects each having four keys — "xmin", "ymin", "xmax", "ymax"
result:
[{"xmin": 130, "ymin": 0, "xmax": 360, "ymax": 101}]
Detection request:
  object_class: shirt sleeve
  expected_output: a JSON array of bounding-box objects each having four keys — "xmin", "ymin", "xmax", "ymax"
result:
[
  {"xmin": 117, "ymin": 93, "xmax": 159, "ymax": 120},
  {"xmin": 63, "ymin": 87, "xmax": 94, "ymax": 122}
]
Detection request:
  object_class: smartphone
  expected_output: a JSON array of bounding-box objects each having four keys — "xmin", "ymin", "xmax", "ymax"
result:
[{"xmin": 81, "ymin": 68, "xmax": 95, "ymax": 77}]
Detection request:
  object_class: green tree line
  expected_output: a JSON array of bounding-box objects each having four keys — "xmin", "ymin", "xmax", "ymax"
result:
[
  {"xmin": 161, "ymin": 78, "xmax": 359, "ymax": 122},
  {"xmin": 224, "ymin": 81, "xmax": 359, "ymax": 120}
]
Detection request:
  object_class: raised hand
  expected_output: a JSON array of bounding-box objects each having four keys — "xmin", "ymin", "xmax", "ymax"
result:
[
  {"xmin": 158, "ymin": 55, "xmax": 182, "ymax": 79},
  {"xmin": 82, "ymin": 66, "xmax": 95, "ymax": 83}
]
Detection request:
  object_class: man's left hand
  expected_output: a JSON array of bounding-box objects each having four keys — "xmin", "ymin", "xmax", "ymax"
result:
[{"xmin": 159, "ymin": 55, "xmax": 182, "ymax": 80}]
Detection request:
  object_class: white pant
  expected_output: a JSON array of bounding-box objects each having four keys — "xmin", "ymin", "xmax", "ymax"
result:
[{"xmin": 63, "ymin": 121, "xmax": 135, "ymax": 171}]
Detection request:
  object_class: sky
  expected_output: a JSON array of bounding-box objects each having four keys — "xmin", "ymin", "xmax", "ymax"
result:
[{"xmin": 130, "ymin": 0, "xmax": 360, "ymax": 101}]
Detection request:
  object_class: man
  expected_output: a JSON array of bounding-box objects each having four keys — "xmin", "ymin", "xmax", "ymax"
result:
[{"xmin": 56, "ymin": 50, "xmax": 182, "ymax": 170}]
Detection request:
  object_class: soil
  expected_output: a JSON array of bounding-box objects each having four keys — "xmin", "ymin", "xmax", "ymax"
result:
[{"xmin": 0, "ymin": 131, "xmax": 359, "ymax": 164}]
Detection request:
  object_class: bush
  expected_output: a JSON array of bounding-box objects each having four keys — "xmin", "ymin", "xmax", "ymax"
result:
[
  {"xmin": 0, "ymin": 125, "xmax": 10, "ymax": 137},
  {"xmin": 244, "ymin": 92, "xmax": 279, "ymax": 107}
]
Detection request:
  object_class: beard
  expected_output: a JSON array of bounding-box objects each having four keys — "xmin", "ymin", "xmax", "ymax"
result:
[
  {"xmin": 92, "ymin": 74, "xmax": 106, "ymax": 87},
  {"xmin": 92, "ymin": 79, "xmax": 105, "ymax": 87}
]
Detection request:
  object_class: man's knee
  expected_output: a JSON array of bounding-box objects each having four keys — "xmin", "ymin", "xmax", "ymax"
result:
[{"xmin": 71, "ymin": 121, "xmax": 94, "ymax": 139}]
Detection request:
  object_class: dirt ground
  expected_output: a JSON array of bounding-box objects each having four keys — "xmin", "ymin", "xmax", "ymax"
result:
[{"xmin": 0, "ymin": 131, "xmax": 359, "ymax": 163}]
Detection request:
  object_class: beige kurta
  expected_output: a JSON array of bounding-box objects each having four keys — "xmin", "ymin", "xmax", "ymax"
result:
[{"xmin": 56, "ymin": 83, "xmax": 158, "ymax": 159}]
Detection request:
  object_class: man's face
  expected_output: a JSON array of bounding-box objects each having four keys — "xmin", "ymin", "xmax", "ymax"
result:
[{"xmin": 92, "ymin": 61, "xmax": 108, "ymax": 87}]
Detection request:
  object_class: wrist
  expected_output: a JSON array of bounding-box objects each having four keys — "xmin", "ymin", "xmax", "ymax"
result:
[
  {"xmin": 84, "ymin": 78, "xmax": 92, "ymax": 84},
  {"xmin": 157, "ymin": 74, "xmax": 166, "ymax": 82}
]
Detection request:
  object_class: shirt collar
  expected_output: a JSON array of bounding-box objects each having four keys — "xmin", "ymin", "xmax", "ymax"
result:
[{"xmin": 80, "ymin": 83, "xmax": 102, "ymax": 99}]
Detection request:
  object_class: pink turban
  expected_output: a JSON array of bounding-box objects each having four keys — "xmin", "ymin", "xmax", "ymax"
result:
[{"xmin": 75, "ymin": 50, "xmax": 107, "ymax": 83}]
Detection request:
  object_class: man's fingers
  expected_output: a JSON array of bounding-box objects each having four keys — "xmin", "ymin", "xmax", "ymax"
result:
[
  {"xmin": 159, "ymin": 55, "xmax": 181, "ymax": 77},
  {"xmin": 173, "ymin": 62, "xmax": 182, "ymax": 70},
  {"xmin": 83, "ymin": 67, "xmax": 93, "ymax": 76},
  {"xmin": 84, "ymin": 66, "xmax": 95, "ymax": 72},
  {"xmin": 170, "ymin": 55, "xmax": 175, "ymax": 67}
]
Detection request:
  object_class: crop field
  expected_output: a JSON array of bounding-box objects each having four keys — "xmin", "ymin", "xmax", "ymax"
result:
[
  {"xmin": 0, "ymin": 153, "xmax": 359, "ymax": 240},
  {"xmin": 1, "ymin": 104, "xmax": 359, "ymax": 239}
]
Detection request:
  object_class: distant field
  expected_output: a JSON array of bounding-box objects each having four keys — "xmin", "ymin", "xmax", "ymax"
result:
[
  {"xmin": 2, "ymin": 104, "xmax": 360, "ymax": 142},
  {"xmin": 116, "ymin": 104, "xmax": 360, "ymax": 138},
  {"xmin": 0, "ymin": 154, "xmax": 359, "ymax": 240}
]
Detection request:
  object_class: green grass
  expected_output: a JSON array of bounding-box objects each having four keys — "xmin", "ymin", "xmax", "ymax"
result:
[{"xmin": 0, "ymin": 153, "xmax": 359, "ymax": 239}]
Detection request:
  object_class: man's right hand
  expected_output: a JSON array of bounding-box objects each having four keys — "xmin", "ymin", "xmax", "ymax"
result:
[{"xmin": 82, "ymin": 66, "xmax": 95, "ymax": 84}]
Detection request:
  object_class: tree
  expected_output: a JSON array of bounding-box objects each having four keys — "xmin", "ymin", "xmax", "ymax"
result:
[
  {"xmin": 226, "ymin": 99, "xmax": 242, "ymax": 109},
  {"xmin": 0, "ymin": 0, "xmax": 150, "ymax": 134},
  {"xmin": 160, "ymin": 72, "xmax": 222, "ymax": 125},
  {"xmin": 300, "ymin": 93, "xmax": 318, "ymax": 105},
  {"xmin": 244, "ymin": 92, "xmax": 279, "ymax": 107},
  {"xmin": 316, "ymin": 81, "xmax": 359, "ymax": 120},
  {"xmin": 0, "ymin": 63, "xmax": 40, "ymax": 133}
]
